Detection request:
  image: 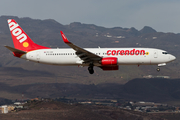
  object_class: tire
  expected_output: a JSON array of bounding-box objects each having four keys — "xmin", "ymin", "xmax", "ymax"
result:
[
  {"xmin": 156, "ymin": 68, "xmax": 160, "ymax": 72},
  {"xmin": 88, "ymin": 67, "xmax": 94, "ymax": 74}
]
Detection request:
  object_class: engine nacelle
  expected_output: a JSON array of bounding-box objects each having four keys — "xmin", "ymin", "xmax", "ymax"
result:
[
  {"xmin": 101, "ymin": 57, "xmax": 118, "ymax": 66},
  {"xmin": 101, "ymin": 65, "xmax": 119, "ymax": 70}
]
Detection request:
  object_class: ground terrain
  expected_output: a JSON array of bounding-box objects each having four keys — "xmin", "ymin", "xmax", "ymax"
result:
[
  {"xmin": 0, "ymin": 101, "xmax": 173, "ymax": 120},
  {"xmin": 0, "ymin": 16, "xmax": 180, "ymax": 119}
]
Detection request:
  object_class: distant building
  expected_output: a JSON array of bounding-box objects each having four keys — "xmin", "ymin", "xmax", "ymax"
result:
[
  {"xmin": 152, "ymin": 37, "xmax": 157, "ymax": 39},
  {"xmin": 7, "ymin": 106, "xmax": 15, "ymax": 111},
  {"xmin": 78, "ymin": 101, "xmax": 92, "ymax": 104},
  {"xmin": 143, "ymin": 75, "xmax": 153, "ymax": 78},
  {"xmin": 156, "ymin": 76, "xmax": 170, "ymax": 79},
  {"xmin": 0, "ymin": 105, "xmax": 16, "ymax": 114},
  {"xmin": 143, "ymin": 75, "xmax": 170, "ymax": 79},
  {"xmin": 116, "ymin": 36, "xmax": 125, "ymax": 38},
  {"xmin": 1, "ymin": 105, "xmax": 8, "ymax": 114}
]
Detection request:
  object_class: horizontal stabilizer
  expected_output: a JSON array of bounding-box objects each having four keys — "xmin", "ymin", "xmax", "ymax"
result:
[{"xmin": 4, "ymin": 45, "xmax": 27, "ymax": 54}]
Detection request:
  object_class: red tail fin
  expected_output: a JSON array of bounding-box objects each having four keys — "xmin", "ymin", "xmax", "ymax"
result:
[{"xmin": 7, "ymin": 19, "xmax": 49, "ymax": 52}]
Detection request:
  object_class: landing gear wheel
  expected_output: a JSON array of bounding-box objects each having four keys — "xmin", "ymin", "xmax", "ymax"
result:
[
  {"xmin": 156, "ymin": 68, "xmax": 160, "ymax": 72},
  {"xmin": 88, "ymin": 66, "xmax": 94, "ymax": 74}
]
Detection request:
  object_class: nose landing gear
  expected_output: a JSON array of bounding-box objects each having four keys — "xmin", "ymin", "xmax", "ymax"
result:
[{"xmin": 156, "ymin": 67, "xmax": 160, "ymax": 72}]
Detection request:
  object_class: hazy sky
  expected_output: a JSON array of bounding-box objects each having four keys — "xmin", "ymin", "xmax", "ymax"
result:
[{"xmin": 0, "ymin": 0, "xmax": 180, "ymax": 33}]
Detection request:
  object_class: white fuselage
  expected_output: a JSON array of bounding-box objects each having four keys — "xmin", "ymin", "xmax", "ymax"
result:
[{"xmin": 21, "ymin": 48, "xmax": 176, "ymax": 66}]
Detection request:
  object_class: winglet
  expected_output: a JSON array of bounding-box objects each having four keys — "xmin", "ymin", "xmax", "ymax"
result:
[{"xmin": 60, "ymin": 31, "xmax": 71, "ymax": 44}]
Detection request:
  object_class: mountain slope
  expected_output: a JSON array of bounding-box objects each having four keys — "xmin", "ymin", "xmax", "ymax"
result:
[{"xmin": 0, "ymin": 15, "xmax": 179, "ymax": 84}]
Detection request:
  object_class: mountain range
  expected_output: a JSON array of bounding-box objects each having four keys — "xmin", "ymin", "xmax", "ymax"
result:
[
  {"xmin": 0, "ymin": 15, "xmax": 179, "ymax": 82},
  {"xmin": 0, "ymin": 16, "xmax": 180, "ymax": 103}
]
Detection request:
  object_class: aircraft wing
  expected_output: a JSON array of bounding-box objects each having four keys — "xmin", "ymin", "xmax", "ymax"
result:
[{"xmin": 60, "ymin": 31, "xmax": 102, "ymax": 63}]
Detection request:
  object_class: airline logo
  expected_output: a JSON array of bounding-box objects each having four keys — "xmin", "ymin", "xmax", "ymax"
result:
[
  {"xmin": 60, "ymin": 31, "xmax": 70, "ymax": 43},
  {"xmin": 107, "ymin": 49, "xmax": 148, "ymax": 56},
  {"xmin": 8, "ymin": 19, "xmax": 29, "ymax": 48},
  {"xmin": 62, "ymin": 34, "xmax": 66, "ymax": 40}
]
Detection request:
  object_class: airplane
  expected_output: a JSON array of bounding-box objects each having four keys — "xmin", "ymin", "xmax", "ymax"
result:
[{"xmin": 5, "ymin": 19, "xmax": 176, "ymax": 74}]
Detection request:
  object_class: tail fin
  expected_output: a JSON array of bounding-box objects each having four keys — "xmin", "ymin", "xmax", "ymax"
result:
[{"xmin": 7, "ymin": 19, "xmax": 49, "ymax": 52}]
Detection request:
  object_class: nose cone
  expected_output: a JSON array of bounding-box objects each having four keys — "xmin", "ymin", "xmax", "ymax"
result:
[{"xmin": 170, "ymin": 55, "xmax": 176, "ymax": 61}]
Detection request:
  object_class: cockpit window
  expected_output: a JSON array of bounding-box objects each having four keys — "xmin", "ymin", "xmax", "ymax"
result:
[{"xmin": 162, "ymin": 52, "xmax": 168, "ymax": 55}]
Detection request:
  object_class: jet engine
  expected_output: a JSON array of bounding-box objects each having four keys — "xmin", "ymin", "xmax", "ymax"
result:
[
  {"xmin": 100, "ymin": 57, "xmax": 119, "ymax": 70},
  {"xmin": 101, "ymin": 57, "xmax": 118, "ymax": 66}
]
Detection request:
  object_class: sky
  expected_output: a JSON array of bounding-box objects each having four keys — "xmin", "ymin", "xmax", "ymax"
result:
[{"xmin": 0, "ymin": 0, "xmax": 180, "ymax": 33}]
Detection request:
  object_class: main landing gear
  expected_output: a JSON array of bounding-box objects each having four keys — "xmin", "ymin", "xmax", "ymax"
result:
[
  {"xmin": 156, "ymin": 67, "xmax": 160, "ymax": 72},
  {"xmin": 88, "ymin": 63, "xmax": 94, "ymax": 74}
]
